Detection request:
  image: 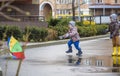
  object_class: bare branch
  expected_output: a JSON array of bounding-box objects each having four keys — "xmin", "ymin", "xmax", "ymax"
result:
[
  {"xmin": 0, "ymin": 12, "xmax": 20, "ymax": 21},
  {"xmin": 7, "ymin": 5, "xmax": 30, "ymax": 16},
  {"xmin": 0, "ymin": 0, "xmax": 15, "ymax": 11},
  {"xmin": 0, "ymin": 0, "xmax": 30, "ymax": 21}
]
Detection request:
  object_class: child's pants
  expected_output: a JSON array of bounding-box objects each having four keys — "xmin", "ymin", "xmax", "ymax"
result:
[
  {"xmin": 68, "ymin": 39, "xmax": 81, "ymax": 51},
  {"xmin": 112, "ymin": 36, "xmax": 120, "ymax": 47}
]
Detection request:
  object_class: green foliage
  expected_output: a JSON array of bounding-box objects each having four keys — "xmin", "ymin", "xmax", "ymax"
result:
[
  {"xmin": 48, "ymin": 18, "xmax": 71, "ymax": 27},
  {"xmin": 95, "ymin": 25, "xmax": 108, "ymax": 35},
  {"xmin": 5, "ymin": 26, "xmax": 22, "ymax": 39},
  {"xmin": 48, "ymin": 18, "xmax": 60, "ymax": 27},
  {"xmin": 28, "ymin": 27, "xmax": 48, "ymax": 42},
  {"xmin": 77, "ymin": 25, "xmax": 97, "ymax": 37},
  {"xmin": 76, "ymin": 21, "xmax": 83, "ymax": 26},
  {"xmin": 57, "ymin": 18, "xmax": 71, "ymax": 26},
  {"xmin": 0, "ymin": 24, "xmax": 108, "ymax": 42},
  {"xmin": 0, "ymin": 25, "xmax": 22, "ymax": 40},
  {"xmin": 0, "ymin": 26, "xmax": 4, "ymax": 40},
  {"xmin": 53, "ymin": 26, "xmax": 68, "ymax": 36},
  {"xmin": 77, "ymin": 25, "xmax": 107, "ymax": 37}
]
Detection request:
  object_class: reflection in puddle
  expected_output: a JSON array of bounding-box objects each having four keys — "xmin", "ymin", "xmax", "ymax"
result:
[
  {"xmin": 67, "ymin": 55, "xmax": 82, "ymax": 65},
  {"xmin": 67, "ymin": 55, "xmax": 120, "ymax": 73},
  {"xmin": 112, "ymin": 56, "xmax": 120, "ymax": 72},
  {"xmin": 75, "ymin": 58, "xmax": 82, "ymax": 65},
  {"xmin": 25, "ymin": 55, "xmax": 120, "ymax": 73}
]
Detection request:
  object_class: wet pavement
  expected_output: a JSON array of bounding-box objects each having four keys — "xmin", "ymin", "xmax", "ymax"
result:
[{"xmin": 0, "ymin": 37, "xmax": 120, "ymax": 76}]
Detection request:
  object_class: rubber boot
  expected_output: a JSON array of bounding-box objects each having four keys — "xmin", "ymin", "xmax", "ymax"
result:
[
  {"xmin": 76, "ymin": 51, "xmax": 82, "ymax": 56},
  {"xmin": 118, "ymin": 47, "xmax": 120, "ymax": 56},
  {"xmin": 112, "ymin": 56, "xmax": 119, "ymax": 72},
  {"xmin": 112, "ymin": 56, "xmax": 117, "ymax": 65},
  {"xmin": 118, "ymin": 57, "xmax": 120, "ymax": 66},
  {"xmin": 66, "ymin": 47, "xmax": 72, "ymax": 53},
  {"xmin": 112, "ymin": 47, "xmax": 117, "ymax": 56}
]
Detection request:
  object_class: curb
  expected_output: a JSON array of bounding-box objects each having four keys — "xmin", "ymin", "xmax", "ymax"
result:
[{"xmin": 26, "ymin": 34, "xmax": 109, "ymax": 48}]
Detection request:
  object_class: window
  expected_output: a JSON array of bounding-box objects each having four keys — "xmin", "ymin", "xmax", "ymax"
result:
[
  {"xmin": 61, "ymin": 0, "xmax": 64, "ymax": 4},
  {"xmin": 59, "ymin": 0, "xmax": 61, "ymax": 4},
  {"xmin": 56, "ymin": 9, "xmax": 60, "ymax": 14},
  {"xmin": 84, "ymin": 0, "xmax": 90, "ymax": 4},
  {"xmin": 65, "ymin": 0, "xmax": 66, "ymax": 4},
  {"xmin": 96, "ymin": 0, "xmax": 103, "ymax": 3},
  {"xmin": 96, "ymin": 60, "xmax": 103, "ymax": 66},
  {"xmin": 69, "ymin": 0, "xmax": 72, "ymax": 4},
  {"xmin": 56, "ymin": 0, "xmax": 59, "ymax": 4},
  {"xmin": 115, "ymin": 0, "xmax": 118, "ymax": 3}
]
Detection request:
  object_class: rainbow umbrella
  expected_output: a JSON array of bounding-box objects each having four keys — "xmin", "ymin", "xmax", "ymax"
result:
[{"xmin": 8, "ymin": 36, "xmax": 25, "ymax": 59}]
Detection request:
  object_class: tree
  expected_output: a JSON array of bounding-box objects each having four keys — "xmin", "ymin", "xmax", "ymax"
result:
[
  {"xmin": 72, "ymin": 0, "xmax": 75, "ymax": 21},
  {"xmin": 0, "ymin": 0, "xmax": 30, "ymax": 21}
]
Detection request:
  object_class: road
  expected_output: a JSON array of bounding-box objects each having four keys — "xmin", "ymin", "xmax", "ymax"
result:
[{"xmin": 0, "ymin": 37, "xmax": 120, "ymax": 76}]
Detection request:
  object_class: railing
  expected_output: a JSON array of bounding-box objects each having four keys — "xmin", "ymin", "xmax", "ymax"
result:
[{"xmin": 0, "ymin": 15, "xmax": 45, "ymax": 22}]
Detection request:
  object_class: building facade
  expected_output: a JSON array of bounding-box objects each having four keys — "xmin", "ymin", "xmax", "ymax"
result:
[
  {"xmin": 0, "ymin": 0, "xmax": 48, "ymax": 27},
  {"xmin": 39, "ymin": 0, "xmax": 89, "ymax": 20},
  {"xmin": 0, "ymin": 0, "xmax": 90, "ymax": 21},
  {"xmin": 89, "ymin": 0, "xmax": 120, "ymax": 16}
]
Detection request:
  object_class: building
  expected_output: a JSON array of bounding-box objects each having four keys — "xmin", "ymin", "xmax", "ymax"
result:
[
  {"xmin": 0, "ymin": 0, "xmax": 47, "ymax": 27},
  {"xmin": 0, "ymin": 0, "xmax": 90, "ymax": 21},
  {"xmin": 39, "ymin": 0, "xmax": 90, "ymax": 20},
  {"xmin": 89, "ymin": 0, "xmax": 120, "ymax": 16},
  {"xmin": 0, "ymin": 0, "xmax": 40, "ymax": 21}
]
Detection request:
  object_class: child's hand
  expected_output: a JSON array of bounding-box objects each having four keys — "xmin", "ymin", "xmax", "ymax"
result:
[
  {"xmin": 110, "ymin": 34, "xmax": 113, "ymax": 39},
  {"xmin": 59, "ymin": 36, "xmax": 63, "ymax": 40},
  {"xmin": 104, "ymin": 29, "xmax": 109, "ymax": 34}
]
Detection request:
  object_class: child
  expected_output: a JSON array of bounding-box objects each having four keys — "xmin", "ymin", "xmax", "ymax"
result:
[
  {"xmin": 59, "ymin": 21, "xmax": 82, "ymax": 56},
  {"xmin": 107, "ymin": 13, "xmax": 120, "ymax": 56}
]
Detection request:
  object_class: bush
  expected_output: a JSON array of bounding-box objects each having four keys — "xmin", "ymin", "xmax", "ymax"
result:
[
  {"xmin": 48, "ymin": 18, "xmax": 71, "ymax": 27},
  {"xmin": 57, "ymin": 18, "xmax": 71, "ymax": 26},
  {"xmin": 28, "ymin": 27, "xmax": 48, "ymax": 42},
  {"xmin": 76, "ymin": 22, "xmax": 83, "ymax": 26},
  {"xmin": 77, "ymin": 26, "xmax": 97, "ymax": 37},
  {"xmin": 82, "ymin": 20, "xmax": 95, "ymax": 26},
  {"xmin": 48, "ymin": 18, "xmax": 60, "ymax": 27},
  {"xmin": 45, "ymin": 28, "xmax": 58, "ymax": 41},
  {"xmin": 53, "ymin": 26, "xmax": 68, "ymax": 37},
  {"xmin": 95, "ymin": 25, "xmax": 108, "ymax": 35},
  {"xmin": 5, "ymin": 26, "xmax": 22, "ymax": 40},
  {"xmin": 0, "ymin": 26, "xmax": 5, "ymax": 40},
  {"xmin": 0, "ymin": 24, "xmax": 108, "ymax": 42}
]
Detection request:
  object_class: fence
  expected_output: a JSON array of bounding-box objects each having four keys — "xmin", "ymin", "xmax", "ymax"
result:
[
  {"xmin": 0, "ymin": 15, "xmax": 48, "ymax": 29},
  {"xmin": 79, "ymin": 15, "xmax": 110, "ymax": 25},
  {"xmin": 0, "ymin": 15, "xmax": 45, "ymax": 22},
  {"xmin": 75, "ymin": 15, "xmax": 110, "ymax": 25},
  {"xmin": 94, "ymin": 15, "xmax": 110, "ymax": 24}
]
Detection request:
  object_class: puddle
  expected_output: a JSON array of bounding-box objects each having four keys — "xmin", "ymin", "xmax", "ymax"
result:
[
  {"xmin": 25, "ymin": 55, "xmax": 120, "ymax": 73},
  {"xmin": 67, "ymin": 55, "xmax": 120, "ymax": 73}
]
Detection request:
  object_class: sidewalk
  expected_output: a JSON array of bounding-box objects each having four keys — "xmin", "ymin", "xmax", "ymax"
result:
[{"xmin": 27, "ymin": 34, "xmax": 109, "ymax": 48}]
